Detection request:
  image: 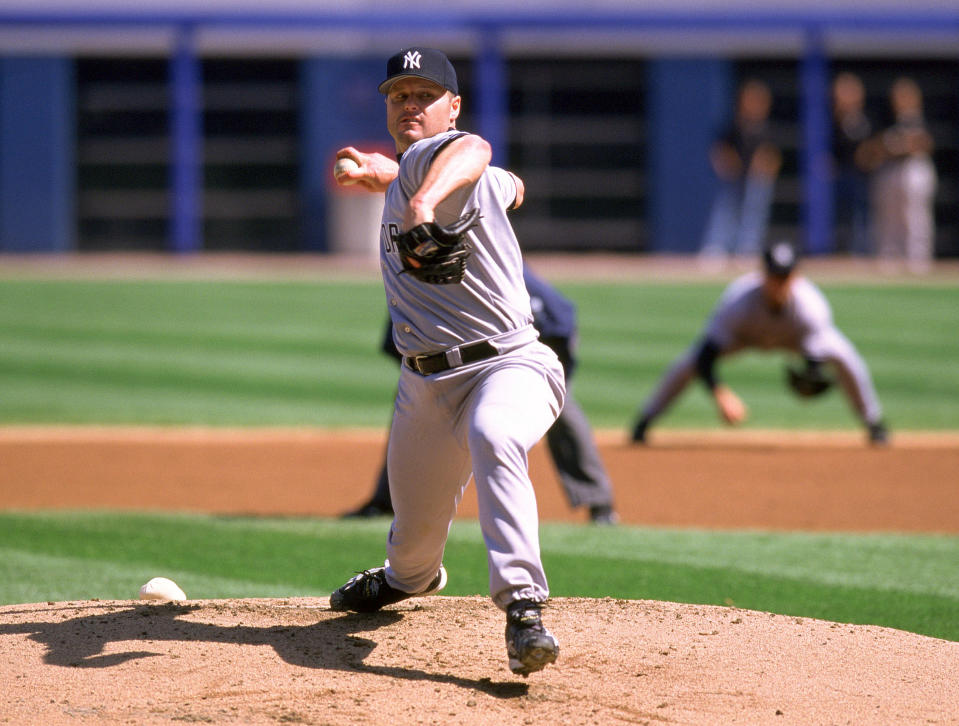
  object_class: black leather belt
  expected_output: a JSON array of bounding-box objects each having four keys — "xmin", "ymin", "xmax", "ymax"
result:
[{"xmin": 404, "ymin": 341, "xmax": 498, "ymax": 376}]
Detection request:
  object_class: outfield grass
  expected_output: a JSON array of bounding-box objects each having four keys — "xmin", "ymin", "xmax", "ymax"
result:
[
  {"xmin": 0, "ymin": 280, "xmax": 396, "ymax": 427},
  {"xmin": 1, "ymin": 278, "xmax": 957, "ymax": 429},
  {"xmin": 2, "ymin": 511, "xmax": 956, "ymax": 642}
]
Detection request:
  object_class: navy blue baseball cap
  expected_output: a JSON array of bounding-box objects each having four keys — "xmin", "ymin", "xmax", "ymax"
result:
[
  {"xmin": 379, "ymin": 47, "xmax": 458, "ymax": 95},
  {"xmin": 762, "ymin": 239, "xmax": 800, "ymax": 277}
]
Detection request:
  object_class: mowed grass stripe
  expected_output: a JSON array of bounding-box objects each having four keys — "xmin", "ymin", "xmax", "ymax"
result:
[
  {"xmin": 0, "ymin": 549, "xmax": 318, "ymax": 605},
  {"xmin": 536, "ymin": 525, "xmax": 959, "ymax": 598},
  {"xmin": 2, "ymin": 278, "xmax": 958, "ymax": 428},
  {"xmin": 0, "ymin": 385, "xmax": 391, "ymax": 426},
  {"xmin": 0, "ymin": 349, "xmax": 391, "ymax": 400},
  {"xmin": 1, "ymin": 512, "xmax": 956, "ymax": 641},
  {"xmin": 0, "ymin": 512, "xmax": 386, "ymax": 588}
]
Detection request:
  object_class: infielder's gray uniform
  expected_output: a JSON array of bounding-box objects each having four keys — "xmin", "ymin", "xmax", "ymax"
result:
[
  {"xmin": 637, "ymin": 272, "xmax": 884, "ymax": 429},
  {"xmin": 381, "ymin": 130, "xmax": 566, "ymax": 610}
]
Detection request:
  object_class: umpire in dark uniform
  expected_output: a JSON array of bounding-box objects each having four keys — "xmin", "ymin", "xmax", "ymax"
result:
[{"xmin": 346, "ymin": 263, "xmax": 618, "ymax": 524}]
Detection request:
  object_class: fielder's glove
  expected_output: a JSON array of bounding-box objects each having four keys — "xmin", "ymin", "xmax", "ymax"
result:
[
  {"xmin": 395, "ymin": 208, "xmax": 480, "ymax": 284},
  {"xmin": 786, "ymin": 359, "xmax": 834, "ymax": 398}
]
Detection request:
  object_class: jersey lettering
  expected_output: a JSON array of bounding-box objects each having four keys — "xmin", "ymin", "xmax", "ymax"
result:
[{"xmin": 382, "ymin": 223, "xmax": 401, "ymax": 253}]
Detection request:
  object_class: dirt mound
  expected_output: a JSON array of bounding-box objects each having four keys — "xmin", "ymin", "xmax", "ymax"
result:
[{"xmin": 2, "ymin": 596, "xmax": 956, "ymax": 725}]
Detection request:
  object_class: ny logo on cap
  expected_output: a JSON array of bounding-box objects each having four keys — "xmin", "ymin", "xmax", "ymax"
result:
[
  {"xmin": 403, "ymin": 50, "xmax": 422, "ymax": 70},
  {"xmin": 770, "ymin": 242, "xmax": 795, "ymax": 267}
]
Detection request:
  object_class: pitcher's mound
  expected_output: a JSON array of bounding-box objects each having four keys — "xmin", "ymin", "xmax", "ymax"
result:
[{"xmin": 1, "ymin": 596, "xmax": 956, "ymax": 725}]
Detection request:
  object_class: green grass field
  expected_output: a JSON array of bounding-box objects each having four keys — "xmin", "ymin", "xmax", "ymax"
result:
[
  {"xmin": 1, "ymin": 276, "xmax": 957, "ymax": 641},
  {"xmin": 1, "ymin": 277, "xmax": 957, "ymax": 429}
]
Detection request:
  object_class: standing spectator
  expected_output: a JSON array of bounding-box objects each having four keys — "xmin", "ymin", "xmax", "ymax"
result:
[
  {"xmin": 859, "ymin": 76, "xmax": 937, "ymax": 273},
  {"xmin": 699, "ymin": 78, "xmax": 782, "ymax": 261},
  {"xmin": 831, "ymin": 72, "xmax": 873, "ymax": 256}
]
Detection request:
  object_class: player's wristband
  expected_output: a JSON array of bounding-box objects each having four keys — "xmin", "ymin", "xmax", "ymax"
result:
[{"xmin": 694, "ymin": 339, "xmax": 721, "ymax": 389}]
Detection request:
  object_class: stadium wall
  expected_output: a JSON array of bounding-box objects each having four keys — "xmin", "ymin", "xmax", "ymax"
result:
[{"xmin": 0, "ymin": 5, "xmax": 957, "ymax": 256}]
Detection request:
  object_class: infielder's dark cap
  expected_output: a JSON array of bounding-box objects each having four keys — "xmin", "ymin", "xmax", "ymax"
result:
[
  {"xmin": 379, "ymin": 47, "xmax": 458, "ymax": 95},
  {"xmin": 762, "ymin": 239, "xmax": 800, "ymax": 277}
]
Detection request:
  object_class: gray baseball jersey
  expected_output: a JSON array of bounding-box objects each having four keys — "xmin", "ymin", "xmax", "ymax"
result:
[
  {"xmin": 640, "ymin": 271, "xmax": 883, "ymax": 426},
  {"xmin": 382, "ymin": 131, "xmax": 531, "ymax": 355},
  {"xmin": 378, "ymin": 131, "xmax": 566, "ymax": 610}
]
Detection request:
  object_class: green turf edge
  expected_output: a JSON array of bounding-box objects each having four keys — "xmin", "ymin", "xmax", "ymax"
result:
[{"xmin": 1, "ymin": 511, "xmax": 956, "ymax": 642}]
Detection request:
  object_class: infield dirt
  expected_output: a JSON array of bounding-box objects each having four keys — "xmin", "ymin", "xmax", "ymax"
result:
[
  {"xmin": 2, "ymin": 426, "xmax": 957, "ymax": 532},
  {"xmin": 1, "ymin": 427, "xmax": 958, "ymax": 725}
]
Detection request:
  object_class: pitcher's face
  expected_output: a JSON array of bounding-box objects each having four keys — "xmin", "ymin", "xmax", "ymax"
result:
[{"xmin": 385, "ymin": 78, "xmax": 461, "ymax": 152}]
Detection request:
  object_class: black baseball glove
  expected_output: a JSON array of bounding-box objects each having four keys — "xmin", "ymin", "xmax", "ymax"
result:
[
  {"xmin": 786, "ymin": 359, "xmax": 834, "ymax": 398},
  {"xmin": 395, "ymin": 208, "xmax": 480, "ymax": 284}
]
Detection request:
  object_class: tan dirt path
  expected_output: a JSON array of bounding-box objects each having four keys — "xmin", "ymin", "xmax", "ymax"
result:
[{"xmin": 1, "ymin": 426, "xmax": 957, "ymax": 532}]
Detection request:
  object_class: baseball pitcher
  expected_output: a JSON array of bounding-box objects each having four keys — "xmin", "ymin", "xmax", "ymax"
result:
[{"xmin": 328, "ymin": 47, "xmax": 564, "ymax": 677}]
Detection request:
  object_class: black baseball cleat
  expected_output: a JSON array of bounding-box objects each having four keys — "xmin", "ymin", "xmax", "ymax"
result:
[
  {"xmin": 868, "ymin": 421, "xmax": 890, "ymax": 446},
  {"xmin": 630, "ymin": 417, "xmax": 649, "ymax": 444},
  {"xmin": 340, "ymin": 502, "xmax": 394, "ymax": 519},
  {"xmin": 329, "ymin": 565, "xmax": 447, "ymax": 613},
  {"xmin": 589, "ymin": 504, "xmax": 619, "ymax": 526},
  {"xmin": 505, "ymin": 599, "xmax": 559, "ymax": 676}
]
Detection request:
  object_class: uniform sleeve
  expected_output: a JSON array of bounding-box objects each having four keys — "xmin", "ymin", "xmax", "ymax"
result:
[
  {"xmin": 487, "ymin": 166, "xmax": 519, "ymax": 210},
  {"xmin": 396, "ymin": 131, "xmax": 469, "ymax": 200},
  {"xmin": 396, "ymin": 138, "xmax": 430, "ymax": 197},
  {"xmin": 793, "ymin": 279, "xmax": 837, "ymax": 359},
  {"xmin": 398, "ymin": 131, "xmax": 487, "ymax": 224},
  {"xmin": 703, "ymin": 275, "xmax": 754, "ymax": 350}
]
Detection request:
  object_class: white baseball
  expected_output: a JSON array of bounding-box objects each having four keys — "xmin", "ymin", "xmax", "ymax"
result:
[
  {"xmin": 333, "ymin": 157, "xmax": 360, "ymax": 185},
  {"xmin": 139, "ymin": 576, "xmax": 187, "ymax": 602}
]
